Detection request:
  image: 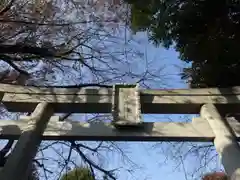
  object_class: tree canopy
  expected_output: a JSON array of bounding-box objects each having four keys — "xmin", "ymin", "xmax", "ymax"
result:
[
  {"xmin": 0, "ymin": 1, "xmax": 162, "ymax": 179},
  {"xmin": 60, "ymin": 167, "xmax": 94, "ymax": 180},
  {"xmin": 125, "ymin": 0, "xmax": 240, "ymax": 88}
]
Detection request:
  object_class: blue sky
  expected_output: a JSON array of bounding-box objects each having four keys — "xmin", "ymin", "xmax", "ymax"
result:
[
  {"xmin": 0, "ymin": 12, "xmax": 222, "ymax": 180},
  {"xmin": 103, "ymin": 33, "xmax": 187, "ymax": 180},
  {"xmin": 98, "ymin": 32, "xmax": 222, "ymax": 180},
  {"xmin": 125, "ymin": 33, "xmax": 186, "ymax": 180},
  {"xmin": 32, "ymin": 30, "xmax": 194, "ymax": 180},
  {"xmin": 30, "ymin": 31, "xmax": 221, "ymax": 180}
]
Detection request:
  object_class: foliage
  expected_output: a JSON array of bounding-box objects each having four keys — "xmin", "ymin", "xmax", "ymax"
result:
[
  {"xmin": 202, "ymin": 172, "xmax": 228, "ymax": 180},
  {"xmin": 60, "ymin": 167, "xmax": 94, "ymax": 180},
  {"xmin": 125, "ymin": 0, "xmax": 240, "ymax": 88}
]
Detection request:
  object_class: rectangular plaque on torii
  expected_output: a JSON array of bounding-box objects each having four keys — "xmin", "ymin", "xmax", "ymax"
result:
[{"xmin": 112, "ymin": 84, "xmax": 142, "ymax": 127}]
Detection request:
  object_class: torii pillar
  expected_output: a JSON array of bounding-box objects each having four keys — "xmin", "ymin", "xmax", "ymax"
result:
[{"xmin": 201, "ymin": 104, "xmax": 240, "ymax": 180}]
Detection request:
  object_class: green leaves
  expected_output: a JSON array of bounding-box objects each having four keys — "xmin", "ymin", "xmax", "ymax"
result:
[
  {"xmin": 125, "ymin": 0, "xmax": 240, "ymax": 87},
  {"xmin": 60, "ymin": 167, "xmax": 94, "ymax": 180}
]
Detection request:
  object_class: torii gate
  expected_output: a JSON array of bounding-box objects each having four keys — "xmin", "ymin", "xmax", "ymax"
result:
[{"xmin": 0, "ymin": 83, "xmax": 240, "ymax": 179}]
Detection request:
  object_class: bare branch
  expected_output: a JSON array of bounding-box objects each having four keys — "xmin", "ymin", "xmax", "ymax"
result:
[
  {"xmin": 0, "ymin": 44, "xmax": 56, "ymax": 57},
  {"xmin": 0, "ymin": 55, "xmax": 30, "ymax": 76},
  {"xmin": 33, "ymin": 159, "xmax": 53, "ymax": 175},
  {"xmin": 0, "ymin": 140, "xmax": 14, "ymax": 167},
  {"xmin": 0, "ymin": 0, "xmax": 15, "ymax": 16},
  {"xmin": 71, "ymin": 141, "xmax": 116, "ymax": 180},
  {"xmin": 31, "ymin": 83, "xmax": 112, "ymax": 88},
  {"xmin": 77, "ymin": 142, "xmax": 103, "ymax": 153},
  {"xmin": 0, "ymin": 19, "xmax": 118, "ymax": 26}
]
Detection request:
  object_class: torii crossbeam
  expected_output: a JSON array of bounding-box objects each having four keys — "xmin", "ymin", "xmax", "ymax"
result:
[{"xmin": 0, "ymin": 83, "xmax": 240, "ymax": 179}]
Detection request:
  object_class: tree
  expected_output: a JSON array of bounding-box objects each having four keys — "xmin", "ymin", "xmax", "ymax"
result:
[
  {"xmin": 60, "ymin": 167, "xmax": 94, "ymax": 180},
  {"xmin": 0, "ymin": 0, "xmax": 165, "ymax": 180},
  {"xmin": 125, "ymin": 0, "xmax": 240, "ymax": 88},
  {"xmin": 202, "ymin": 172, "xmax": 228, "ymax": 180},
  {"xmin": 123, "ymin": 2, "xmax": 238, "ymax": 178},
  {"xmin": 0, "ymin": 0, "xmax": 132, "ymax": 86}
]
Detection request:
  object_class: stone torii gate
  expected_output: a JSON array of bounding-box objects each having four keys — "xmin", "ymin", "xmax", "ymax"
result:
[{"xmin": 0, "ymin": 83, "xmax": 240, "ymax": 179}]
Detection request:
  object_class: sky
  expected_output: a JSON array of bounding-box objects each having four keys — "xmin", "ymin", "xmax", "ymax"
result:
[
  {"xmin": 81, "ymin": 31, "xmax": 222, "ymax": 180},
  {"xmin": 37, "ymin": 31, "xmax": 221, "ymax": 180},
  {"xmin": 100, "ymin": 32, "xmax": 202, "ymax": 180},
  {"xmin": 0, "ymin": 1, "xmax": 223, "ymax": 180},
  {"xmin": 0, "ymin": 25, "xmax": 222, "ymax": 180},
  {"xmin": 120, "ymin": 33, "xmax": 187, "ymax": 180}
]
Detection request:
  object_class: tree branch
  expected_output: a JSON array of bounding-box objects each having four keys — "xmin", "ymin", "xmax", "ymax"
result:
[
  {"xmin": 0, "ymin": 19, "xmax": 118, "ymax": 26},
  {"xmin": 0, "ymin": 0, "xmax": 15, "ymax": 16},
  {"xmin": 0, "ymin": 55, "xmax": 30, "ymax": 76},
  {"xmin": 71, "ymin": 141, "xmax": 116, "ymax": 180},
  {"xmin": 0, "ymin": 140, "xmax": 14, "ymax": 167},
  {"xmin": 0, "ymin": 44, "xmax": 56, "ymax": 57},
  {"xmin": 77, "ymin": 142, "xmax": 103, "ymax": 153},
  {"xmin": 31, "ymin": 83, "xmax": 112, "ymax": 88},
  {"xmin": 33, "ymin": 159, "xmax": 53, "ymax": 174}
]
